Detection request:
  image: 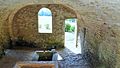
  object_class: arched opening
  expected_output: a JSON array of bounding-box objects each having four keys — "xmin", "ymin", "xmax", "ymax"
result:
[{"xmin": 38, "ymin": 8, "xmax": 52, "ymax": 33}]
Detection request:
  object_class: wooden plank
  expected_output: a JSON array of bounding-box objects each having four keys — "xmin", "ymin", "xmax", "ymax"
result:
[{"xmin": 18, "ymin": 64, "xmax": 54, "ymax": 68}]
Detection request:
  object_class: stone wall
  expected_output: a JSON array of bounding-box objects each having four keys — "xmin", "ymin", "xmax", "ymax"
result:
[
  {"xmin": 63, "ymin": 0, "xmax": 120, "ymax": 68},
  {"xmin": 0, "ymin": 6, "xmax": 13, "ymax": 57},
  {"xmin": 11, "ymin": 4, "xmax": 77, "ymax": 49},
  {"xmin": 58, "ymin": 0, "xmax": 120, "ymax": 68}
]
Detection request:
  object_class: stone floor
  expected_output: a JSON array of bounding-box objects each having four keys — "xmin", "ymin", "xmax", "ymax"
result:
[
  {"xmin": 65, "ymin": 32, "xmax": 82, "ymax": 54},
  {"xmin": 0, "ymin": 48, "xmax": 91, "ymax": 68},
  {"xmin": 58, "ymin": 48, "xmax": 91, "ymax": 68}
]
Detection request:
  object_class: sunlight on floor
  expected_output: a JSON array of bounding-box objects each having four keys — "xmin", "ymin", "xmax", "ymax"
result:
[{"xmin": 65, "ymin": 32, "xmax": 82, "ymax": 54}]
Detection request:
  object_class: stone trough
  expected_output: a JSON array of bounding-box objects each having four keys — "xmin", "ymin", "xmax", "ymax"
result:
[
  {"xmin": 35, "ymin": 50, "xmax": 63, "ymax": 61},
  {"xmin": 35, "ymin": 51, "xmax": 53, "ymax": 61}
]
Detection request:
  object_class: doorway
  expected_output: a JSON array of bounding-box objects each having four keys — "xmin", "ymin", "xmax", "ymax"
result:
[{"xmin": 64, "ymin": 18, "xmax": 81, "ymax": 54}]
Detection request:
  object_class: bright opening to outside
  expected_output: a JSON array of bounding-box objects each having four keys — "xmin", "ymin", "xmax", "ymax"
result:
[
  {"xmin": 38, "ymin": 8, "xmax": 52, "ymax": 33},
  {"xmin": 65, "ymin": 18, "xmax": 81, "ymax": 54}
]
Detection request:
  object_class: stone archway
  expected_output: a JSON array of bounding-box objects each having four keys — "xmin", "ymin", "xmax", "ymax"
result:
[{"xmin": 8, "ymin": 4, "xmax": 80, "ymax": 50}]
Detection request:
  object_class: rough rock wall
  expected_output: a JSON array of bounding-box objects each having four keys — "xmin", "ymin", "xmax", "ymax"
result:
[
  {"xmin": 0, "ymin": 5, "xmax": 13, "ymax": 56},
  {"xmin": 57, "ymin": 0, "xmax": 120, "ymax": 68},
  {"xmin": 61, "ymin": 0, "xmax": 120, "ymax": 68}
]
